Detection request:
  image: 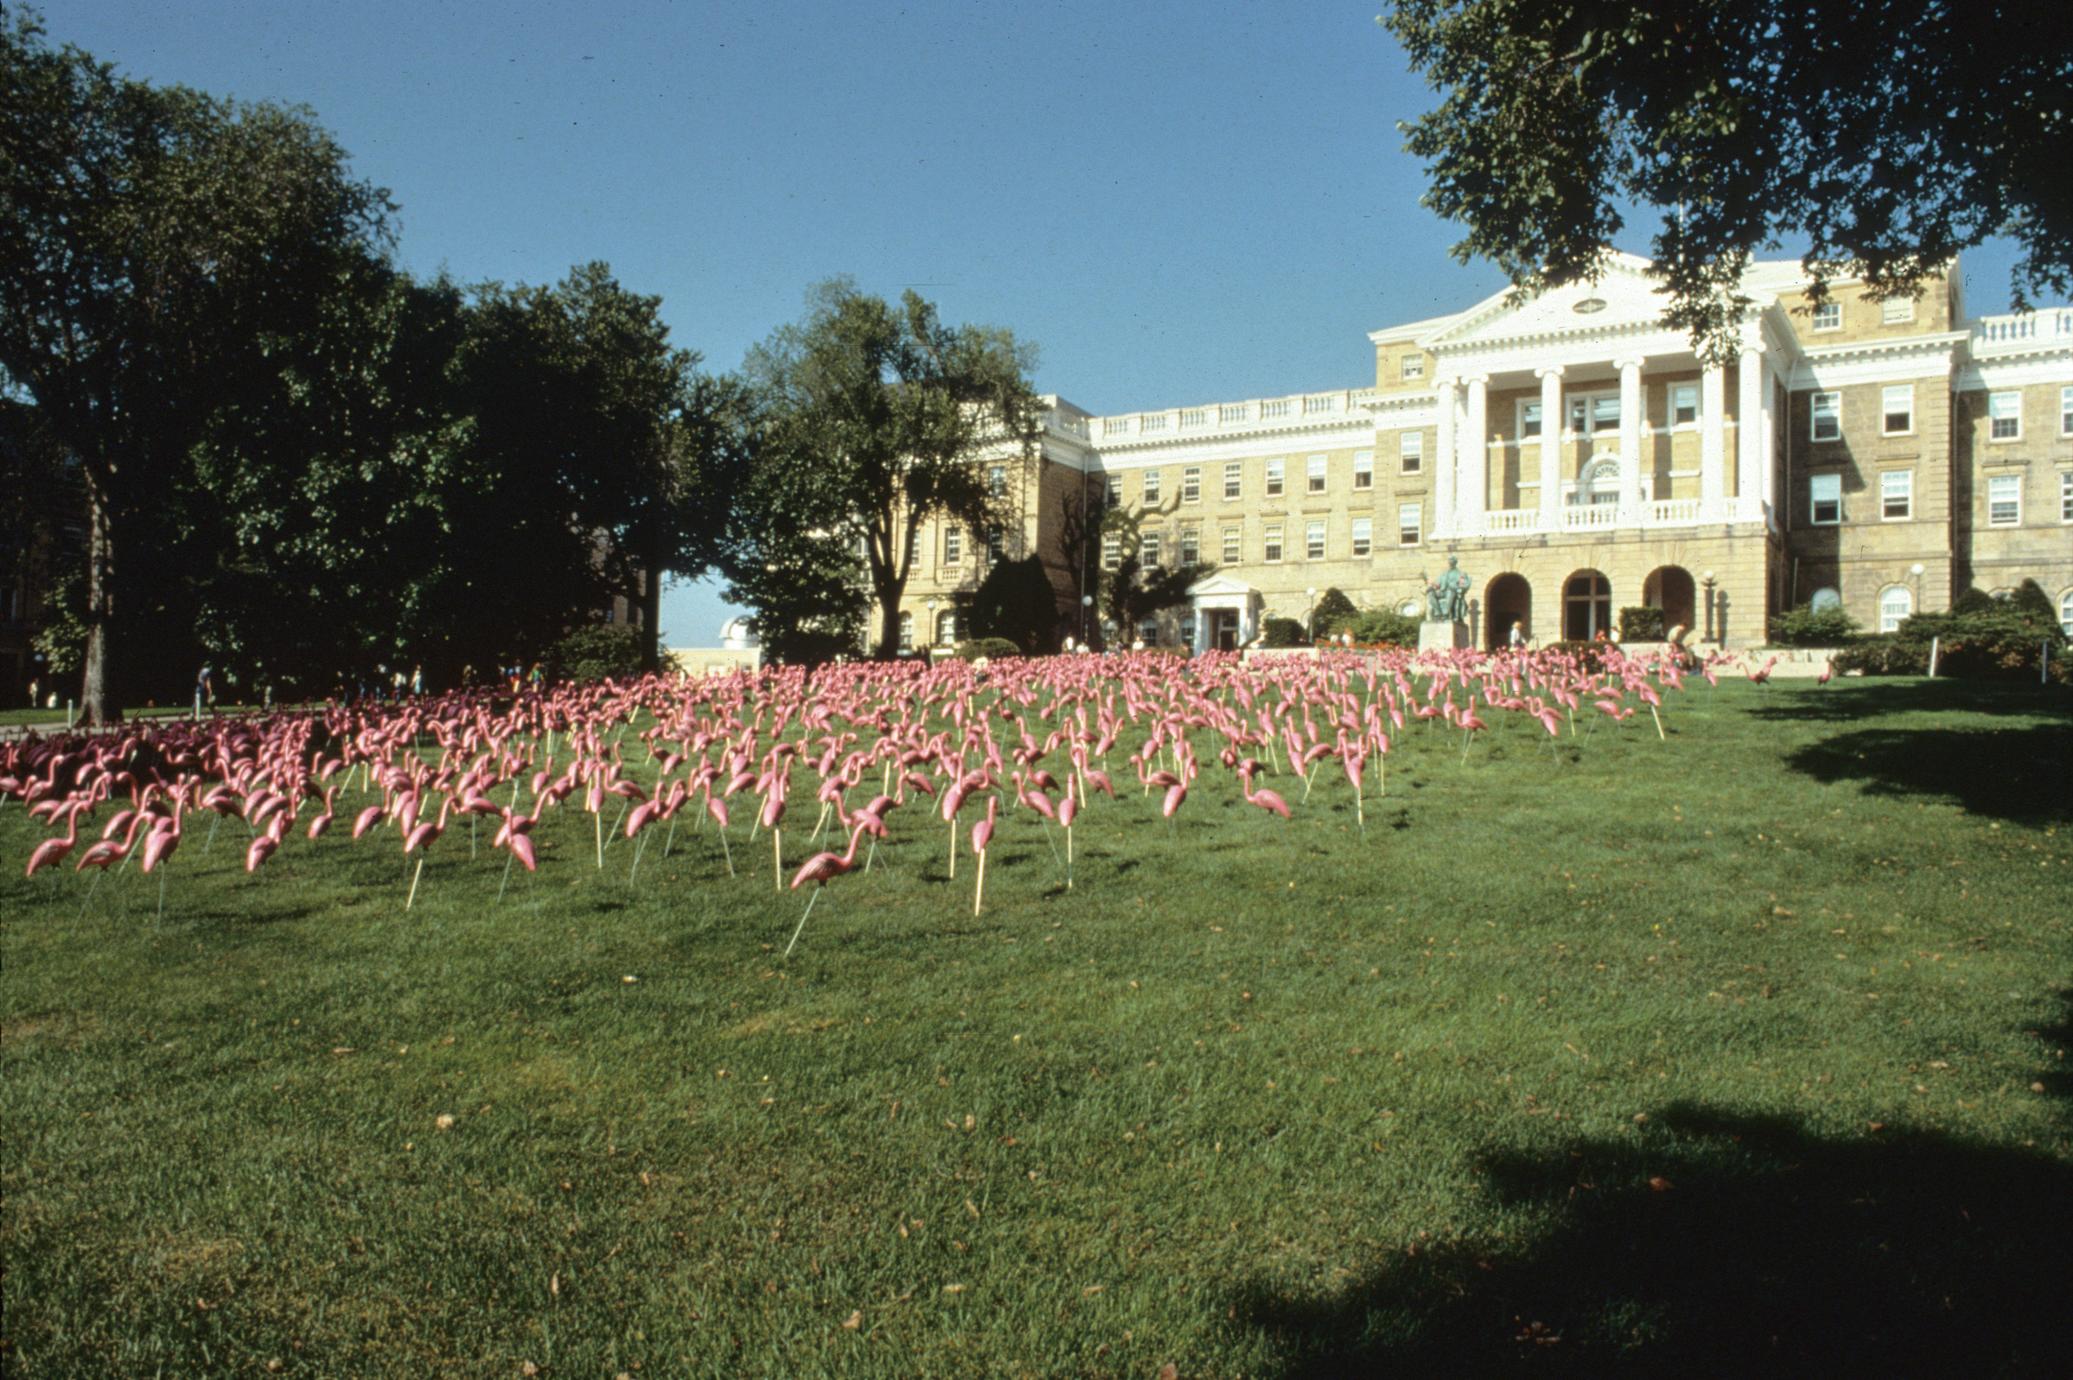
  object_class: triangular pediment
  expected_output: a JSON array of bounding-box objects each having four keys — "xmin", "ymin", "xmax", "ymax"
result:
[
  {"xmin": 1187, "ymin": 573, "xmax": 1255, "ymax": 598},
  {"xmin": 1421, "ymin": 252, "xmax": 1671, "ymax": 349}
]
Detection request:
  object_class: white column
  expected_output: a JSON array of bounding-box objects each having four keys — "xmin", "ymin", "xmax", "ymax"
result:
[
  {"xmin": 1700, "ymin": 361, "xmax": 1727, "ymax": 513},
  {"xmin": 1616, "ymin": 357, "xmax": 1644, "ymax": 517},
  {"xmin": 1434, "ymin": 377, "xmax": 1457, "ymax": 537},
  {"xmin": 1537, "ymin": 366, "xmax": 1564, "ymax": 529},
  {"xmin": 1737, "ymin": 345, "xmax": 1764, "ymax": 516},
  {"xmin": 1462, "ymin": 374, "xmax": 1489, "ymax": 534}
]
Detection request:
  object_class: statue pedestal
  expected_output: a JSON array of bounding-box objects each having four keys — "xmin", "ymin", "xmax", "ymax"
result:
[{"xmin": 1418, "ymin": 620, "xmax": 1470, "ymax": 653}]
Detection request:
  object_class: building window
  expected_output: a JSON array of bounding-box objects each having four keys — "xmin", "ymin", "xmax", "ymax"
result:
[
  {"xmin": 1882, "ymin": 384, "xmax": 1913, "ymax": 435},
  {"xmin": 1810, "ymin": 392, "xmax": 1841, "ymax": 442},
  {"xmin": 1305, "ymin": 520, "xmax": 1326, "ymax": 559},
  {"xmin": 2061, "ymin": 471, "xmax": 2073, "ymax": 524},
  {"xmin": 987, "ymin": 465, "xmax": 1005, "ymax": 497},
  {"xmin": 1139, "ymin": 533, "xmax": 1161, "ymax": 570},
  {"xmin": 1881, "ymin": 297, "xmax": 1914, "ymax": 325},
  {"xmin": 1671, "ymin": 384, "xmax": 1699, "ymax": 427},
  {"xmin": 2061, "ymin": 385, "xmax": 2073, "ymax": 437},
  {"xmin": 1810, "ymin": 472, "xmax": 1841, "ymax": 525},
  {"xmin": 1179, "ymin": 527, "xmax": 1199, "ymax": 566},
  {"xmin": 1399, "ymin": 354, "xmax": 1424, "ymax": 380},
  {"xmin": 1137, "ymin": 619, "xmax": 1158, "ymax": 647},
  {"xmin": 1988, "ymin": 473, "xmax": 2021, "ymax": 526},
  {"xmin": 1106, "ymin": 474, "xmax": 1123, "ymax": 506},
  {"xmin": 1570, "ymin": 396, "xmax": 1620, "ymax": 433},
  {"xmin": 1398, "ymin": 502, "xmax": 1421, "ymax": 546},
  {"xmin": 1879, "ymin": 586, "xmax": 1913, "ymax": 632},
  {"xmin": 1352, "ymin": 450, "xmax": 1373, "ymax": 490},
  {"xmin": 985, "ymin": 526, "xmax": 1005, "ymax": 563},
  {"xmin": 1142, "ymin": 469, "xmax": 1162, "ymax": 503},
  {"xmin": 1265, "ymin": 459, "xmax": 1284, "ymax": 497},
  {"xmin": 1222, "ymin": 527, "xmax": 1240, "ymax": 564},
  {"xmin": 1809, "ymin": 586, "xmax": 1842, "ymax": 612},
  {"xmin": 1988, "ymin": 391, "xmax": 2021, "ymax": 441},
  {"xmin": 1182, "ymin": 466, "xmax": 1200, "ymax": 503},
  {"xmin": 1307, "ymin": 455, "xmax": 1328, "ymax": 493},
  {"xmin": 2060, "ymin": 590, "xmax": 2073, "ymax": 636},
  {"xmin": 1399, "ymin": 433, "xmax": 1422, "ymax": 474},
  {"xmin": 1224, "ymin": 461, "xmax": 1242, "ymax": 499},
  {"xmin": 1101, "ymin": 534, "xmax": 1120, "ymax": 570},
  {"xmin": 943, "ymin": 527, "xmax": 962, "ymax": 564},
  {"xmin": 1813, "ymin": 300, "xmax": 1841, "ymax": 331},
  {"xmin": 1180, "ymin": 613, "xmax": 1197, "ymax": 646},
  {"xmin": 1880, "ymin": 470, "xmax": 1912, "ymax": 520},
  {"xmin": 936, "ymin": 609, "xmax": 957, "ymax": 645},
  {"xmin": 906, "ymin": 527, "xmax": 922, "ymax": 567},
  {"xmin": 898, "ymin": 612, "xmax": 914, "ymax": 650},
  {"xmin": 1263, "ymin": 525, "xmax": 1283, "ymax": 562},
  {"xmin": 1351, "ymin": 516, "xmax": 1372, "ymax": 557},
  {"xmin": 1520, "ymin": 401, "xmax": 1542, "ymax": 439}
]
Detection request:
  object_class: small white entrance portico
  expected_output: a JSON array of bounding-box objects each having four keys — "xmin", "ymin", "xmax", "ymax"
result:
[{"xmin": 1187, "ymin": 574, "xmax": 1262, "ymax": 654}]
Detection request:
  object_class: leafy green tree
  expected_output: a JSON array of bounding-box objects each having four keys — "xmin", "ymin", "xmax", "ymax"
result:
[
  {"xmin": 736, "ymin": 280, "xmax": 1042, "ymax": 657},
  {"xmin": 1099, "ymin": 506, "xmax": 1214, "ymax": 642},
  {"xmin": 1382, "ymin": 2, "xmax": 2073, "ymax": 357},
  {"xmin": 961, "ymin": 555, "xmax": 1064, "ymax": 654},
  {"xmin": 1310, "ymin": 588, "xmax": 1359, "ymax": 640},
  {"xmin": 0, "ymin": 10, "xmax": 397, "ymax": 721}
]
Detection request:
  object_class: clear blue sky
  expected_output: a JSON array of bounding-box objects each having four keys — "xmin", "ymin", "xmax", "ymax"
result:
[{"xmin": 36, "ymin": 0, "xmax": 2030, "ymax": 645}]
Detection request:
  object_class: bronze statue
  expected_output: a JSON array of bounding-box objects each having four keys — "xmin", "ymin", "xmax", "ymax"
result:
[{"xmin": 1423, "ymin": 556, "xmax": 1470, "ymax": 623}]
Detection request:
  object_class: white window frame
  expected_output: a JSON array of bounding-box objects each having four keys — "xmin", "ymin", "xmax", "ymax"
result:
[
  {"xmin": 1352, "ymin": 449, "xmax": 1373, "ymax": 490},
  {"xmin": 1398, "ymin": 502, "xmax": 1421, "ymax": 546},
  {"xmin": 1399, "ymin": 353, "xmax": 1424, "ymax": 381},
  {"xmin": 1263, "ymin": 524, "xmax": 1283, "ymax": 563},
  {"xmin": 1139, "ymin": 532, "xmax": 1161, "ymax": 570},
  {"xmin": 1265, "ymin": 459, "xmax": 1284, "ymax": 497},
  {"xmin": 2061, "ymin": 385, "xmax": 2073, "ymax": 437},
  {"xmin": 987, "ymin": 465, "xmax": 1005, "ymax": 497},
  {"xmin": 1988, "ymin": 391, "xmax": 2021, "ymax": 441},
  {"xmin": 1398, "ymin": 433, "xmax": 1422, "ymax": 474},
  {"xmin": 1101, "ymin": 533, "xmax": 1120, "ymax": 570},
  {"xmin": 898, "ymin": 612, "xmax": 914, "ymax": 650},
  {"xmin": 1307, "ymin": 454, "xmax": 1328, "ymax": 494},
  {"xmin": 1221, "ymin": 527, "xmax": 1240, "ymax": 564},
  {"xmin": 936, "ymin": 609, "xmax": 957, "ymax": 645},
  {"xmin": 1305, "ymin": 520, "xmax": 1326, "ymax": 560},
  {"xmin": 985, "ymin": 526, "xmax": 1005, "ymax": 563},
  {"xmin": 1350, "ymin": 516, "xmax": 1372, "ymax": 557},
  {"xmin": 1105, "ymin": 474, "xmax": 1123, "ymax": 507},
  {"xmin": 1880, "ymin": 469, "xmax": 1912, "ymax": 521},
  {"xmin": 2061, "ymin": 470, "xmax": 2073, "ymax": 524},
  {"xmin": 1878, "ymin": 585, "xmax": 1912, "ymax": 633},
  {"xmin": 943, "ymin": 526, "xmax": 962, "ymax": 564},
  {"xmin": 1224, "ymin": 461, "xmax": 1242, "ymax": 500},
  {"xmin": 1881, "ymin": 297, "xmax": 1914, "ymax": 325},
  {"xmin": 1881, "ymin": 384, "xmax": 1913, "ymax": 436},
  {"xmin": 1181, "ymin": 466, "xmax": 1200, "ymax": 503},
  {"xmin": 1987, "ymin": 473, "xmax": 2021, "ymax": 526},
  {"xmin": 1810, "ymin": 472, "xmax": 1842, "ymax": 525},
  {"xmin": 1179, "ymin": 527, "xmax": 1199, "ymax": 566},
  {"xmin": 1812, "ymin": 300, "xmax": 1842, "ymax": 332},
  {"xmin": 1568, "ymin": 393, "xmax": 1621, "ymax": 435},
  {"xmin": 2060, "ymin": 589, "xmax": 2073, "ymax": 637},
  {"xmin": 1519, "ymin": 400, "xmax": 1543, "ymax": 439},
  {"xmin": 1141, "ymin": 469, "xmax": 1162, "ymax": 503},
  {"xmin": 1670, "ymin": 384, "xmax": 1699, "ymax": 428},
  {"xmin": 1810, "ymin": 392, "xmax": 1841, "ymax": 443}
]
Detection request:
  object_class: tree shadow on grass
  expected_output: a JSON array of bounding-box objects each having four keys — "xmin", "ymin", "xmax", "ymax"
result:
[
  {"xmin": 1746, "ymin": 679, "xmax": 2070, "ymax": 724},
  {"xmin": 1782, "ymin": 722, "xmax": 2073, "ymax": 822},
  {"xmin": 1233, "ymin": 994, "xmax": 2072, "ymax": 1377}
]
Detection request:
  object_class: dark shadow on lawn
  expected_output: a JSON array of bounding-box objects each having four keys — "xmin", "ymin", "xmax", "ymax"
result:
[
  {"xmin": 1783, "ymin": 722, "xmax": 2073, "ymax": 822},
  {"xmin": 1235, "ymin": 1097, "xmax": 2073, "ymax": 1376},
  {"xmin": 1747, "ymin": 678, "xmax": 2071, "ymax": 724},
  {"xmin": 1236, "ymin": 989, "xmax": 2073, "ymax": 1376}
]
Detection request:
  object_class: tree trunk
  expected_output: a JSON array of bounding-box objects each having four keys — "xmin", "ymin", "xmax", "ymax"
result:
[
  {"xmin": 81, "ymin": 475, "xmax": 118, "ymax": 726},
  {"xmin": 877, "ymin": 591, "xmax": 903, "ymax": 660}
]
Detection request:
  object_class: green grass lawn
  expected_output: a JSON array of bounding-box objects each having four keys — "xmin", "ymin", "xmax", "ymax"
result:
[{"xmin": 3, "ymin": 678, "xmax": 2068, "ymax": 1376}]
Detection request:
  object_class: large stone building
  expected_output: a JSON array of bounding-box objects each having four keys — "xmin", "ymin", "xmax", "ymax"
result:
[{"xmin": 896, "ymin": 254, "xmax": 2073, "ymax": 652}]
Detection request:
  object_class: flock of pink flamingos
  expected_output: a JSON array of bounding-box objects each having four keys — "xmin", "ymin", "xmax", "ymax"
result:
[{"xmin": 5, "ymin": 646, "xmax": 1753, "ymax": 951}]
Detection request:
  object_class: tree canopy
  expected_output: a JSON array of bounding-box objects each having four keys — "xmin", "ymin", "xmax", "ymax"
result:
[
  {"xmin": 727, "ymin": 280, "xmax": 1042, "ymax": 658},
  {"xmin": 1382, "ymin": 1, "xmax": 2073, "ymax": 355}
]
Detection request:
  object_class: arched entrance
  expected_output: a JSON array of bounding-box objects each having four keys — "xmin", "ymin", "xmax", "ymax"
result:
[
  {"xmin": 1643, "ymin": 565, "xmax": 1696, "ymax": 637},
  {"xmin": 1563, "ymin": 569, "xmax": 1612, "ymax": 640},
  {"xmin": 1485, "ymin": 573, "xmax": 1532, "ymax": 649}
]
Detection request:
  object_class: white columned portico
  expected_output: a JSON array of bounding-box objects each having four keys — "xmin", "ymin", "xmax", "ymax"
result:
[
  {"xmin": 1461, "ymin": 374, "xmax": 1489, "ymax": 533},
  {"xmin": 1737, "ymin": 344, "xmax": 1765, "ymax": 515},
  {"xmin": 1434, "ymin": 377, "xmax": 1458, "ymax": 535},
  {"xmin": 1536, "ymin": 366, "xmax": 1564, "ymax": 526},
  {"xmin": 1615, "ymin": 357, "xmax": 1644, "ymax": 515},
  {"xmin": 1700, "ymin": 361, "xmax": 1727, "ymax": 510}
]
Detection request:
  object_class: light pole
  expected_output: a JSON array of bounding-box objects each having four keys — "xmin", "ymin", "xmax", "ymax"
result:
[
  {"xmin": 925, "ymin": 598, "xmax": 936, "ymax": 653},
  {"xmin": 1909, "ymin": 562, "xmax": 1925, "ymax": 616},
  {"xmin": 1701, "ymin": 570, "xmax": 1717, "ymax": 643},
  {"xmin": 1081, "ymin": 593, "xmax": 1093, "ymax": 649},
  {"xmin": 1305, "ymin": 586, "xmax": 1318, "ymax": 642}
]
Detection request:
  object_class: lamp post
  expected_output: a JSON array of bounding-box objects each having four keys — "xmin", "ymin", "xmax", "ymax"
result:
[
  {"xmin": 1909, "ymin": 562, "xmax": 1925, "ymax": 615},
  {"xmin": 1081, "ymin": 593, "xmax": 1093, "ymax": 649},
  {"xmin": 1701, "ymin": 570, "xmax": 1717, "ymax": 643},
  {"xmin": 925, "ymin": 598, "xmax": 936, "ymax": 652},
  {"xmin": 1305, "ymin": 586, "xmax": 1318, "ymax": 642}
]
